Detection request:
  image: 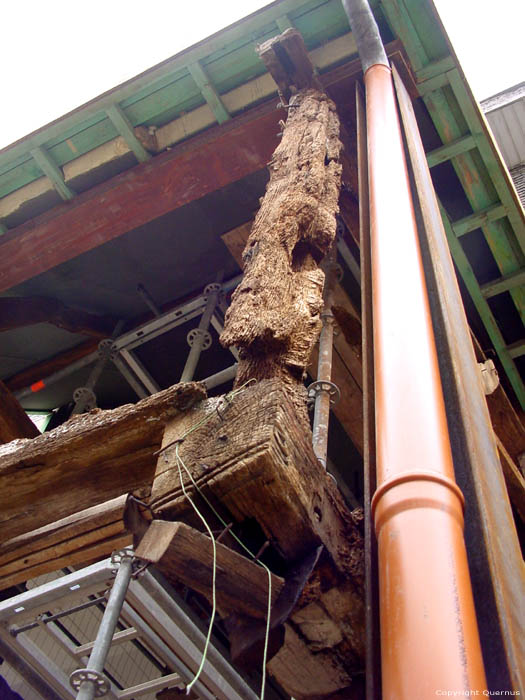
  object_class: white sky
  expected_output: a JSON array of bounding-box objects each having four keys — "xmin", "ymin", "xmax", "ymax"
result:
[{"xmin": 1, "ymin": 0, "xmax": 523, "ymax": 150}]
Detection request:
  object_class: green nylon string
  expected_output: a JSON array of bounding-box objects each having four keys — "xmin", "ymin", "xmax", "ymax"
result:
[{"xmin": 172, "ymin": 379, "xmax": 272, "ymax": 699}]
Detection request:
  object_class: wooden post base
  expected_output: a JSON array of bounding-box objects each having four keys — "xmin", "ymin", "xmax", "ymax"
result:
[{"xmin": 150, "ymin": 378, "xmax": 365, "ymax": 698}]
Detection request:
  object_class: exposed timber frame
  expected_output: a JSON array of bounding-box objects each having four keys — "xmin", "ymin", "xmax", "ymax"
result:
[{"xmin": 221, "ymin": 29, "xmax": 343, "ymax": 420}]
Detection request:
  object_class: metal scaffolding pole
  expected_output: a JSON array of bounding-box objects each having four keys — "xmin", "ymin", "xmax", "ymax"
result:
[
  {"xmin": 70, "ymin": 551, "xmax": 134, "ymax": 700},
  {"xmin": 180, "ymin": 282, "xmax": 221, "ymax": 383},
  {"xmin": 310, "ymin": 247, "xmax": 339, "ymax": 468}
]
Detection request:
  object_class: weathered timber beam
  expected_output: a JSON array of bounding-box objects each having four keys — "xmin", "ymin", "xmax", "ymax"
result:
[
  {"xmin": 150, "ymin": 378, "xmax": 364, "ymax": 697},
  {"xmin": 5, "ymin": 338, "xmax": 99, "ymax": 392},
  {"xmin": 30, "ymin": 145, "xmax": 75, "ymax": 201},
  {"xmin": 221, "ymin": 220, "xmax": 363, "ymax": 452},
  {"xmin": 0, "ymin": 43, "xmax": 407, "ymax": 296},
  {"xmin": 221, "ymin": 30, "xmax": 342, "ymax": 415},
  {"xmin": 0, "ymin": 103, "xmax": 281, "ymax": 294},
  {"xmin": 0, "ymin": 379, "xmax": 39, "ymax": 443},
  {"xmin": 0, "ymin": 296, "xmax": 118, "ymax": 337},
  {"xmin": 150, "ymin": 379, "xmax": 363, "ymax": 581},
  {"xmin": 136, "ymin": 520, "xmax": 283, "ymax": 618},
  {"xmin": 0, "ymin": 495, "xmax": 133, "ymax": 590},
  {"xmin": 0, "ymin": 382, "xmax": 205, "ymax": 541},
  {"xmin": 256, "ymin": 28, "xmax": 323, "ymax": 102},
  {"xmin": 495, "ymin": 437, "xmax": 525, "ymax": 524},
  {"xmin": 106, "ymin": 104, "xmax": 152, "ymax": 163}
]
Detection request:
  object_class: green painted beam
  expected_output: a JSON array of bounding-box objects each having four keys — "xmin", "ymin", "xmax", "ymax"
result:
[
  {"xmin": 417, "ymin": 72, "xmax": 450, "ymax": 95},
  {"xmin": 0, "ymin": 223, "xmax": 7, "ymax": 236},
  {"xmin": 0, "ymin": 0, "xmax": 333, "ymax": 176},
  {"xmin": 447, "ymin": 69, "xmax": 525, "ymax": 255},
  {"xmin": 426, "ymin": 134, "xmax": 476, "ymax": 168},
  {"xmin": 106, "ymin": 104, "xmax": 151, "ymax": 163},
  {"xmin": 188, "ymin": 61, "xmax": 231, "ymax": 124},
  {"xmin": 382, "ymin": 0, "xmax": 525, "ymax": 365},
  {"xmin": 276, "ymin": 14, "xmax": 294, "ymax": 31},
  {"xmin": 379, "ymin": 0, "xmax": 426, "ymax": 70},
  {"xmin": 438, "ymin": 201, "xmax": 525, "ymax": 408},
  {"xmin": 30, "ymin": 146, "xmax": 75, "ymax": 201},
  {"xmin": 481, "ymin": 270, "xmax": 525, "ymax": 299},
  {"xmin": 452, "ymin": 203, "xmax": 507, "ymax": 237},
  {"xmin": 415, "ymin": 55, "xmax": 455, "ymax": 82},
  {"xmin": 508, "ymin": 341, "xmax": 525, "ymax": 359}
]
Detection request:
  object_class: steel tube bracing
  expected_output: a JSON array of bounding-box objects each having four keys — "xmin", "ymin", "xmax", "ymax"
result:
[
  {"xmin": 72, "ymin": 552, "xmax": 134, "ymax": 700},
  {"xmin": 180, "ymin": 282, "xmax": 221, "ymax": 383},
  {"xmin": 14, "ymin": 274, "xmax": 243, "ymax": 403},
  {"xmin": 311, "ymin": 246, "xmax": 338, "ymax": 468},
  {"xmin": 342, "ymin": 0, "xmax": 486, "ymax": 695}
]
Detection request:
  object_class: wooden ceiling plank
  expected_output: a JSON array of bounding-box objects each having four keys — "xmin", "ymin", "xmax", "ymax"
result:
[
  {"xmin": 188, "ymin": 61, "xmax": 231, "ymax": 125},
  {"xmin": 30, "ymin": 146, "xmax": 75, "ymax": 201},
  {"xmin": 0, "ymin": 103, "xmax": 281, "ymax": 295},
  {"xmin": 0, "ymin": 296, "xmax": 117, "ymax": 337},
  {"xmin": 106, "ymin": 104, "xmax": 152, "ymax": 163}
]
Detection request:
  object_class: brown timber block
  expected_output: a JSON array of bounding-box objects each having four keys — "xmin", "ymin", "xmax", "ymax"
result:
[
  {"xmin": 150, "ymin": 378, "xmax": 363, "ymax": 582},
  {"xmin": 0, "ymin": 494, "xmax": 134, "ymax": 589},
  {"xmin": 220, "ymin": 221, "xmax": 252, "ymax": 269},
  {"xmin": 257, "ymin": 29, "xmax": 322, "ymax": 102},
  {"xmin": 0, "ymin": 379, "xmax": 39, "ymax": 443},
  {"xmin": 136, "ymin": 520, "xmax": 283, "ymax": 618},
  {"xmin": 0, "ymin": 382, "xmax": 205, "ymax": 541}
]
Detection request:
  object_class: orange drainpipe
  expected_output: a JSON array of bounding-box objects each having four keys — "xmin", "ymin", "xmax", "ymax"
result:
[{"xmin": 342, "ymin": 1, "xmax": 487, "ymax": 696}]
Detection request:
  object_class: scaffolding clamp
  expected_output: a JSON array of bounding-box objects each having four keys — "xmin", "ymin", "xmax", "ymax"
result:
[{"xmin": 307, "ymin": 380, "xmax": 341, "ymax": 407}]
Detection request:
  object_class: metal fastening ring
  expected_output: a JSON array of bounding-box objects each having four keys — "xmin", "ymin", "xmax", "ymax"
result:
[
  {"xmin": 73, "ymin": 387, "xmax": 97, "ymax": 411},
  {"xmin": 307, "ymin": 380, "xmax": 341, "ymax": 406},
  {"xmin": 204, "ymin": 282, "xmax": 222, "ymax": 295},
  {"xmin": 186, "ymin": 328, "xmax": 212, "ymax": 350},
  {"xmin": 70, "ymin": 669, "xmax": 109, "ymax": 697},
  {"xmin": 98, "ymin": 338, "xmax": 118, "ymax": 360}
]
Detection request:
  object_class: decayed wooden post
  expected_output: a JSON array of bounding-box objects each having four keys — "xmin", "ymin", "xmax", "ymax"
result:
[{"xmin": 220, "ymin": 30, "xmax": 342, "ymax": 420}]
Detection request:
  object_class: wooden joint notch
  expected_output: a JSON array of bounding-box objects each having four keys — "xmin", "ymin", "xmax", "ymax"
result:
[{"xmin": 257, "ymin": 28, "xmax": 322, "ymax": 102}]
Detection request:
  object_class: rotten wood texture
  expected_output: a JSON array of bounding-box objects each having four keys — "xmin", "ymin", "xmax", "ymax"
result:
[
  {"xmin": 256, "ymin": 28, "xmax": 324, "ymax": 103},
  {"xmin": 0, "ymin": 381, "xmax": 205, "ymax": 541},
  {"xmin": 221, "ymin": 219, "xmax": 363, "ymax": 452},
  {"xmin": 0, "ymin": 495, "xmax": 134, "ymax": 590},
  {"xmin": 150, "ymin": 379, "xmax": 364, "ymax": 696},
  {"xmin": 136, "ymin": 520, "xmax": 284, "ymax": 618},
  {"xmin": 150, "ymin": 380, "xmax": 362, "ymax": 579},
  {"xmin": 0, "ymin": 296, "xmax": 117, "ymax": 337},
  {"xmin": 5, "ymin": 338, "xmax": 100, "ymax": 392},
  {"xmin": 220, "ymin": 31, "xmax": 342, "ymax": 418},
  {"xmin": 137, "ymin": 518, "xmax": 357, "ymax": 697},
  {"xmin": 0, "ymin": 378, "xmax": 39, "ymax": 443}
]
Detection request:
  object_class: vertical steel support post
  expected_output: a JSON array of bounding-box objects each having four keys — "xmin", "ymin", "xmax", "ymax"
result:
[
  {"xmin": 341, "ymin": 0, "xmax": 486, "ymax": 696},
  {"xmin": 180, "ymin": 283, "xmax": 221, "ymax": 383},
  {"xmin": 311, "ymin": 247, "xmax": 338, "ymax": 467},
  {"xmin": 72, "ymin": 322, "xmax": 125, "ymax": 414},
  {"xmin": 71, "ymin": 551, "xmax": 134, "ymax": 700}
]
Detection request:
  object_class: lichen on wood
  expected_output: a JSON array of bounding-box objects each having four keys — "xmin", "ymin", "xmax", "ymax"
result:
[{"xmin": 220, "ymin": 44, "xmax": 342, "ymax": 415}]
